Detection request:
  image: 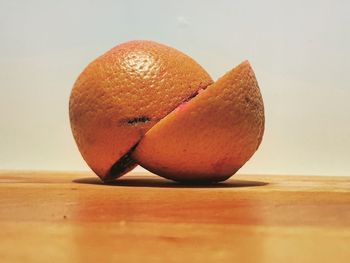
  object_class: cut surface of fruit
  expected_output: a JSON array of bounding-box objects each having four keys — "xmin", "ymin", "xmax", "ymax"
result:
[
  {"xmin": 69, "ymin": 40, "xmax": 213, "ymax": 181},
  {"xmin": 132, "ymin": 61, "xmax": 264, "ymax": 182}
]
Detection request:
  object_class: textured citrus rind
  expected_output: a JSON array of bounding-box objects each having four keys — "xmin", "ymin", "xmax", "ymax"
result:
[
  {"xmin": 69, "ymin": 40, "xmax": 212, "ymax": 180},
  {"xmin": 69, "ymin": 41, "xmax": 264, "ymax": 183}
]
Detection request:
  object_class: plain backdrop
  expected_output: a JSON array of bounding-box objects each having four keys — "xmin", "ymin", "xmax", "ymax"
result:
[{"xmin": 0, "ymin": 0, "xmax": 349, "ymax": 176}]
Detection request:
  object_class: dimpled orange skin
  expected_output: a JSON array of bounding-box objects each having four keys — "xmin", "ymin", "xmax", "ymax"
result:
[
  {"xmin": 69, "ymin": 41, "xmax": 213, "ymax": 180},
  {"xmin": 132, "ymin": 61, "xmax": 264, "ymax": 182}
]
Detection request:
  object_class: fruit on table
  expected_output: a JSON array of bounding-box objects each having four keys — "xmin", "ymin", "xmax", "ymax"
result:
[{"xmin": 69, "ymin": 40, "xmax": 264, "ymax": 183}]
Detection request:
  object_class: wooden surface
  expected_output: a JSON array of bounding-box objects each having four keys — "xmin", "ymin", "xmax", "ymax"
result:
[{"xmin": 0, "ymin": 171, "xmax": 349, "ymax": 263}]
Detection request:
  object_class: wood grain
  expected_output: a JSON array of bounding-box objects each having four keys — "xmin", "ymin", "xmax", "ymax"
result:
[{"xmin": 0, "ymin": 171, "xmax": 349, "ymax": 263}]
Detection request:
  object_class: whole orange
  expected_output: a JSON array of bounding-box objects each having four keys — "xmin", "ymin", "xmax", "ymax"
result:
[
  {"xmin": 69, "ymin": 40, "xmax": 213, "ymax": 181},
  {"xmin": 70, "ymin": 40, "xmax": 265, "ymax": 183}
]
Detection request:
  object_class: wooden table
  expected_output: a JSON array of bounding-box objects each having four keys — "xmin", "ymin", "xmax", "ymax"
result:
[{"xmin": 0, "ymin": 171, "xmax": 349, "ymax": 263}]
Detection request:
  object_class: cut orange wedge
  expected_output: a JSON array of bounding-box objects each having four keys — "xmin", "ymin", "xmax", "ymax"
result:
[{"xmin": 132, "ymin": 61, "xmax": 264, "ymax": 182}]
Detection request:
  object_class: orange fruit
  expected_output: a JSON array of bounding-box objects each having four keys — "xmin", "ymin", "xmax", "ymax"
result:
[
  {"xmin": 132, "ymin": 61, "xmax": 264, "ymax": 182},
  {"xmin": 69, "ymin": 40, "xmax": 212, "ymax": 181},
  {"xmin": 69, "ymin": 40, "xmax": 264, "ymax": 183}
]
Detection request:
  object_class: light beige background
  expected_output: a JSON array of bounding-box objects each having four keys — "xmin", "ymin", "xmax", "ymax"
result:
[{"xmin": 1, "ymin": 0, "xmax": 349, "ymax": 176}]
